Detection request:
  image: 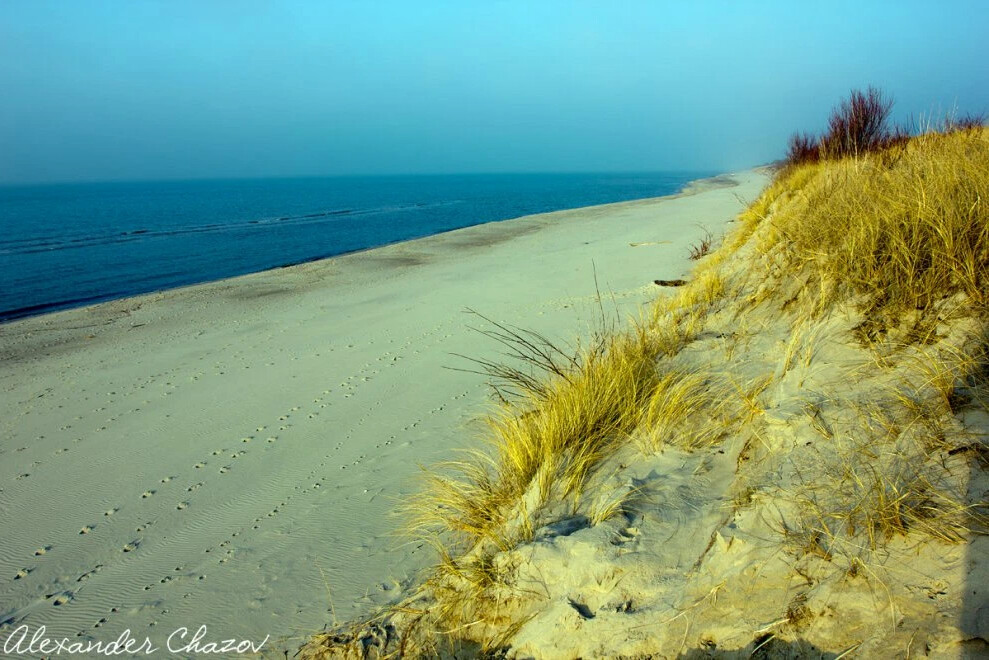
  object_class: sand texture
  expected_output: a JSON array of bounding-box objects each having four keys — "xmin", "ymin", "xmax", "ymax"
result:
[
  {"xmin": 297, "ymin": 132, "xmax": 989, "ymax": 658},
  {"xmin": 0, "ymin": 171, "xmax": 762, "ymax": 654}
]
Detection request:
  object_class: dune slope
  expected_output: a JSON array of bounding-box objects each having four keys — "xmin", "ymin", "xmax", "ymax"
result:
[{"xmin": 302, "ymin": 129, "xmax": 989, "ymax": 658}]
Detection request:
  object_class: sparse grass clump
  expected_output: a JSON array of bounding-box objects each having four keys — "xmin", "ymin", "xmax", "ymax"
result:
[
  {"xmin": 688, "ymin": 228, "xmax": 714, "ymax": 260},
  {"xmin": 787, "ymin": 415, "xmax": 979, "ymax": 559}
]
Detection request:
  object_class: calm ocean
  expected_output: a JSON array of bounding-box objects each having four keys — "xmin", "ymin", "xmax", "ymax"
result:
[{"xmin": 0, "ymin": 172, "xmax": 710, "ymax": 321}]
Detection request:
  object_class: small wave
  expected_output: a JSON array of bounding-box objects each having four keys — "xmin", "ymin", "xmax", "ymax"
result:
[{"xmin": 0, "ymin": 201, "xmax": 458, "ymax": 257}]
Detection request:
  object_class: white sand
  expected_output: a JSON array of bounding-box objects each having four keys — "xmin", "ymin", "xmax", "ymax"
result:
[{"xmin": 0, "ymin": 171, "xmax": 767, "ymax": 655}]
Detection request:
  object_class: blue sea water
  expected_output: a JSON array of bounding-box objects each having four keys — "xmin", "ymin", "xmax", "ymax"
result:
[{"xmin": 0, "ymin": 172, "xmax": 711, "ymax": 321}]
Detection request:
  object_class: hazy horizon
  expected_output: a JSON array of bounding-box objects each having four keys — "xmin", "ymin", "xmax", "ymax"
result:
[
  {"xmin": 0, "ymin": 168, "xmax": 723, "ymax": 188},
  {"xmin": 2, "ymin": 0, "xmax": 988, "ymax": 184}
]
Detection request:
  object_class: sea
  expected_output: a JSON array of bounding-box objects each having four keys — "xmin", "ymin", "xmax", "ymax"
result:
[{"xmin": 0, "ymin": 172, "xmax": 711, "ymax": 321}]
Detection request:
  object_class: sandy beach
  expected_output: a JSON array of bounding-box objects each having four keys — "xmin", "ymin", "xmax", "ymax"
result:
[{"xmin": 0, "ymin": 170, "xmax": 766, "ymax": 654}]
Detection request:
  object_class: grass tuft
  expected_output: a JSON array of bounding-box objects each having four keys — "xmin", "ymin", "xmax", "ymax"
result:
[{"xmin": 688, "ymin": 227, "xmax": 714, "ymax": 261}]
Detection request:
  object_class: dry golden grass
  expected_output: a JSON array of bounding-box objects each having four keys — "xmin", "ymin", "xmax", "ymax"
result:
[
  {"xmin": 750, "ymin": 129, "xmax": 989, "ymax": 335},
  {"xmin": 409, "ymin": 326, "xmax": 661, "ymax": 554},
  {"xmin": 638, "ymin": 370, "xmax": 730, "ymax": 451},
  {"xmin": 786, "ymin": 427, "xmax": 978, "ymax": 557},
  {"xmin": 300, "ymin": 127, "xmax": 989, "ymax": 658}
]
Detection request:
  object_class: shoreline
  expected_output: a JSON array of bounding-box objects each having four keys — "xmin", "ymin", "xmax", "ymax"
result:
[
  {"xmin": 0, "ymin": 171, "xmax": 741, "ymax": 325},
  {"xmin": 0, "ymin": 168, "xmax": 767, "ymax": 654}
]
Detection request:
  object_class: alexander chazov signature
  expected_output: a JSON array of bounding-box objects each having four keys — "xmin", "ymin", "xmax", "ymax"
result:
[{"xmin": 4, "ymin": 624, "xmax": 269, "ymax": 656}]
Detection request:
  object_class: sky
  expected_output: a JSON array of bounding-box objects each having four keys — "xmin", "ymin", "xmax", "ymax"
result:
[{"xmin": 1, "ymin": 1, "xmax": 987, "ymax": 184}]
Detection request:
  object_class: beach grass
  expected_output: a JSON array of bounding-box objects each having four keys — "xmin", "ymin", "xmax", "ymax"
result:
[{"xmin": 300, "ymin": 95, "xmax": 989, "ymax": 658}]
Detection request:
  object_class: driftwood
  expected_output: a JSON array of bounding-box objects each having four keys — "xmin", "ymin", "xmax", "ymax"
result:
[{"xmin": 653, "ymin": 279, "xmax": 688, "ymax": 287}]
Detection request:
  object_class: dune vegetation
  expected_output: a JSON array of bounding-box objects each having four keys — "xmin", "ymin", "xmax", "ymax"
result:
[{"xmin": 301, "ymin": 91, "xmax": 989, "ymax": 658}]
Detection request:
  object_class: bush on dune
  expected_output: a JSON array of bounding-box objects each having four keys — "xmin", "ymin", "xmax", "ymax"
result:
[
  {"xmin": 782, "ymin": 87, "xmax": 915, "ymax": 171},
  {"xmin": 819, "ymin": 86, "xmax": 904, "ymax": 158}
]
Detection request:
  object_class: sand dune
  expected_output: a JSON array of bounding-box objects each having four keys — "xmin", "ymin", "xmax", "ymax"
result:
[
  {"xmin": 0, "ymin": 171, "xmax": 764, "ymax": 655},
  {"xmin": 297, "ymin": 129, "xmax": 989, "ymax": 659}
]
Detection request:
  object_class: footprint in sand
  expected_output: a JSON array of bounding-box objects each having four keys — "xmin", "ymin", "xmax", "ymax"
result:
[
  {"xmin": 15, "ymin": 568, "xmax": 31, "ymax": 580},
  {"xmin": 176, "ymin": 502, "xmax": 189, "ymax": 510},
  {"xmin": 34, "ymin": 545, "xmax": 52, "ymax": 556},
  {"xmin": 104, "ymin": 508, "xmax": 119, "ymax": 517},
  {"xmin": 141, "ymin": 490, "xmax": 155, "ymax": 499},
  {"xmin": 52, "ymin": 593, "xmax": 73, "ymax": 606},
  {"xmin": 194, "ymin": 462, "xmax": 206, "ymax": 469},
  {"xmin": 79, "ymin": 525, "xmax": 94, "ymax": 535}
]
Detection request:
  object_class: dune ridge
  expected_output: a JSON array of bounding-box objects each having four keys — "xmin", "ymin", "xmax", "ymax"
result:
[{"xmin": 301, "ymin": 127, "xmax": 989, "ymax": 658}]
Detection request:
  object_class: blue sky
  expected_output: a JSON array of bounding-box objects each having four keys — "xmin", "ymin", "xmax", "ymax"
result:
[{"xmin": 1, "ymin": 1, "xmax": 987, "ymax": 183}]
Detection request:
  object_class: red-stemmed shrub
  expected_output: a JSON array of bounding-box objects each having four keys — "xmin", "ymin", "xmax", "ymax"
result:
[
  {"xmin": 945, "ymin": 112, "xmax": 985, "ymax": 133},
  {"xmin": 819, "ymin": 87, "xmax": 896, "ymax": 159},
  {"xmin": 783, "ymin": 132, "xmax": 821, "ymax": 168}
]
